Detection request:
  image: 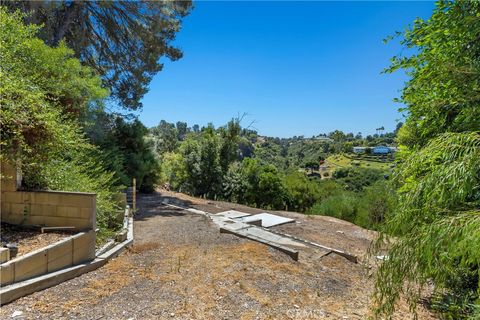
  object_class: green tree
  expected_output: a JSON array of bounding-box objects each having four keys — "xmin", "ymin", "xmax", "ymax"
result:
[
  {"xmin": 0, "ymin": 7, "xmax": 107, "ymax": 172},
  {"xmin": 222, "ymin": 162, "xmax": 247, "ymax": 203},
  {"xmin": 5, "ymin": 1, "xmax": 192, "ymax": 110},
  {"xmin": 304, "ymin": 160, "xmax": 319, "ymax": 173},
  {"xmin": 0, "ymin": 8, "xmax": 121, "ymax": 238},
  {"xmin": 257, "ymin": 165, "xmax": 286, "ymax": 209},
  {"xmin": 385, "ymin": 2, "xmax": 480, "ymax": 148},
  {"xmin": 160, "ymin": 152, "xmax": 187, "ymax": 191},
  {"xmin": 176, "ymin": 121, "xmax": 188, "ymax": 141},
  {"xmin": 151, "ymin": 120, "xmax": 178, "ymax": 155},
  {"xmin": 239, "ymin": 158, "xmax": 262, "ymax": 205},
  {"xmin": 219, "ymin": 118, "xmax": 242, "ymax": 173},
  {"xmin": 180, "ymin": 129, "xmax": 222, "ymax": 198},
  {"xmin": 106, "ymin": 118, "xmax": 159, "ymax": 192},
  {"xmin": 374, "ymin": 2, "xmax": 480, "ymax": 318},
  {"xmin": 329, "ymin": 130, "xmax": 346, "ymax": 153},
  {"xmin": 283, "ymin": 171, "xmax": 320, "ymax": 212}
]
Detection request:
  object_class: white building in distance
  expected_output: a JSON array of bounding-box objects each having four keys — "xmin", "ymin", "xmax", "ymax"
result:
[{"xmin": 352, "ymin": 146, "xmax": 397, "ymax": 154}]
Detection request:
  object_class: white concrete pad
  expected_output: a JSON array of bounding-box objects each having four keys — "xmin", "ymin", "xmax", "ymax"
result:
[
  {"xmin": 210, "ymin": 215, "xmax": 250, "ymax": 231},
  {"xmin": 216, "ymin": 210, "xmax": 251, "ymax": 219},
  {"xmin": 236, "ymin": 213, "xmax": 294, "ymax": 228}
]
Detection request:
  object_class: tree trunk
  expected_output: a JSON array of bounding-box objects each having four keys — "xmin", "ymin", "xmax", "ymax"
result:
[{"xmin": 50, "ymin": 1, "xmax": 82, "ymax": 46}]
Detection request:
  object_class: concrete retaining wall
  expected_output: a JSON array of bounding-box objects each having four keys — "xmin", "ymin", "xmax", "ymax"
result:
[
  {"xmin": 1, "ymin": 191, "xmax": 96, "ymax": 230},
  {"xmin": 0, "ymin": 211, "xmax": 134, "ymax": 305},
  {"xmin": 0, "ymin": 230, "xmax": 96, "ymax": 286}
]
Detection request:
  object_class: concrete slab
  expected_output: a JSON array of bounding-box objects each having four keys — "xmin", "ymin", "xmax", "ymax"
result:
[
  {"xmin": 267, "ymin": 229, "xmax": 358, "ymax": 263},
  {"xmin": 220, "ymin": 227, "xmax": 299, "ymax": 260},
  {"xmin": 210, "ymin": 216, "xmax": 251, "ymax": 231},
  {"xmin": 236, "ymin": 213, "xmax": 294, "ymax": 228},
  {"xmin": 216, "ymin": 210, "xmax": 251, "ymax": 219},
  {"xmin": 247, "ymin": 227, "xmax": 307, "ymax": 248}
]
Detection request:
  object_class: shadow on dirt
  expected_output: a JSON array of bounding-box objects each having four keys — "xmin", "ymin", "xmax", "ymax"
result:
[{"xmin": 133, "ymin": 193, "xmax": 195, "ymax": 221}]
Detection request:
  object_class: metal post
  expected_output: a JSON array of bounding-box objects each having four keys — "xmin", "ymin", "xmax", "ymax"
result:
[{"xmin": 132, "ymin": 178, "xmax": 136, "ymax": 215}]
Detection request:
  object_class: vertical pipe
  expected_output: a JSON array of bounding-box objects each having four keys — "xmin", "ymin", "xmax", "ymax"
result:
[{"xmin": 133, "ymin": 178, "xmax": 136, "ymax": 215}]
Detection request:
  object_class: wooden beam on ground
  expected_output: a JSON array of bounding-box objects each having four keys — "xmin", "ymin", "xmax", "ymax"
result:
[{"xmin": 41, "ymin": 226, "xmax": 75, "ymax": 233}]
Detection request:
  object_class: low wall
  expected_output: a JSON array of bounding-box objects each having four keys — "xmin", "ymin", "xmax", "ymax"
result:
[
  {"xmin": 1, "ymin": 213, "xmax": 134, "ymax": 305},
  {"xmin": 0, "ymin": 230, "xmax": 96, "ymax": 286},
  {"xmin": 1, "ymin": 190, "xmax": 96, "ymax": 230}
]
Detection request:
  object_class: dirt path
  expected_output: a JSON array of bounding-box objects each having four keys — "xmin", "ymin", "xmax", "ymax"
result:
[{"xmin": 0, "ymin": 191, "xmax": 435, "ymax": 319}]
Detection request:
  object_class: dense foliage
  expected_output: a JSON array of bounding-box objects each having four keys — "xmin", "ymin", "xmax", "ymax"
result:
[
  {"xmin": 0, "ymin": 9, "xmax": 106, "ymax": 169},
  {"xmin": 374, "ymin": 2, "xmax": 480, "ymax": 318},
  {"xmin": 0, "ymin": 8, "xmax": 123, "ymax": 239},
  {"xmin": 152, "ymin": 119, "xmax": 396, "ymax": 228},
  {"xmin": 5, "ymin": 1, "xmax": 193, "ymax": 110},
  {"xmin": 87, "ymin": 114, "xmax": 159, "ymax": 192}
]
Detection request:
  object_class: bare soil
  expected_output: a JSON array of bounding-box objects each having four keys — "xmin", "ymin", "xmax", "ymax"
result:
[
  {"xmin": 0, "ymin": 190, "xmax": 435, "ymax": 319},
  {"xmin": 0, "ymin": 224, "xmax": 73, "ymax": 257}
]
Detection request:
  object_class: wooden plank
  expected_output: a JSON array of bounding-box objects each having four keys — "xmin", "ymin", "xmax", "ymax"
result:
[{"xmin": 41, "ymin": 226, "xmax": 75, "ymax": 233}]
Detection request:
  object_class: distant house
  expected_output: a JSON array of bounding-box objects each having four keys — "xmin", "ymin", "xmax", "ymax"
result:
[
  {"xmin": 353, "ymin": 147, "xmax": 366, "ymax": 154},
  {"xmin": 314, "ymin": 136, "xmax": 334, "ymax": 143},
  {"xmin": 373, "ymin": 146, "xmax": 391, "ymax": 154},
  {"xmin": 352, "ymin": 145, "xmax": 397, "ymax": 154}
]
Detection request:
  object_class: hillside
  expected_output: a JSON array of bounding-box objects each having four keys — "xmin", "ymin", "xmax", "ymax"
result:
[
  {"xmin": 1, "ymin": 190, "xmax": 435, "ymax": 319},
  {"xmin": 326, "ymin": 154, "xmax": 392, "ymax": 171}
]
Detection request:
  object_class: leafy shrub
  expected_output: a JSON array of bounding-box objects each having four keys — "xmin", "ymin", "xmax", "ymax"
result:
[
  {"xmin": 308, "ymin": 191, "xmax": 358, "ymax": 222},
  {"xmin": 0, "ymin": 8, "xmax": 107, "ymax": 170},
  {"xmin": 179, "ymin": 130, "xmax": 223, "ymax": 197},
  {"xmin": 1, "ymin": 8, "xmax": 121, "ymax": 239},
  {"xmin": 222, "ymin": 162, "xmax": 247, "ymax": 203},
  {"xmin": 374, "ymin": 133, "xmax": 480, "ymax": 319},
  {"xmin": 23, "ymin": 147, "xmax": 123, "ymax": 238},
  {"xmin": 333, "ymin": 167, "xmax": 384, "ymax": 192},
  {"xmin": 283, "ymin": 171, "xmax": 320, "ymax": 212},
  {"xmin": 257, "ymin": 165, "xmax": 286, "ymax": 209},
  {"xmin": 307, "ymin": 180, "xmax": 396, "ymax": 229},
  {"xmin": 160, "ymin": 152, "xmax": 187, "ymax": 191},
  {"xmin": 355, "ymin": 180, "xmax": 396, "ymax": 229}
]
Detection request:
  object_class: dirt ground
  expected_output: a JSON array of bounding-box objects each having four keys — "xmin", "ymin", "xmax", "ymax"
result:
[
  {"xmin": 0, "ymin": 224, "xmax": 73, "ymax": 257},
  {"xmin": 0, "ymin": 190, "xmax": 435, "ymax": 319}
]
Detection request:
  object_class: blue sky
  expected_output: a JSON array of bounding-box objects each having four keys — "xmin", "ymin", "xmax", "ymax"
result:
[{"xmin": 138, "ymin": 1, "xmax": 435, "ymax": 138}]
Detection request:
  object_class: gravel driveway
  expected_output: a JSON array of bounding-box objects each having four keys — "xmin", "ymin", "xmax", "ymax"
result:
[{"xmin": 0, "ymin": 192, "xmax": 435, "ymax": 319}]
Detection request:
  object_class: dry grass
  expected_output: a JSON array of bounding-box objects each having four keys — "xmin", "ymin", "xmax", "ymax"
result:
[
  {"xmin": 0, "ymin": 192, "xmax": 437, "ymax": 320},
  {"xmin": 128, "ymin": 241, "xmax": 160, "ymax": 254},
  {"xmin": 29, "ymin": 254, "xmax": 143, "ymax": 314},
  {"xmin": 144, "ymin": 241, "xmax": 308, "ymax": 317},
  {"xmin": 63, "ymin": 257, "xmax": 136, "ymax": 310}
]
